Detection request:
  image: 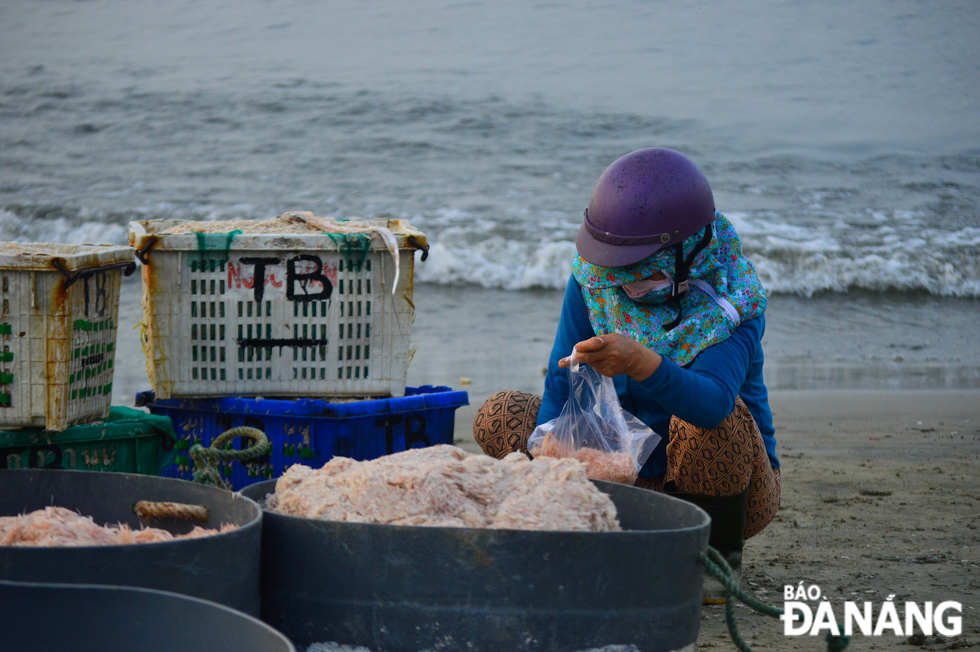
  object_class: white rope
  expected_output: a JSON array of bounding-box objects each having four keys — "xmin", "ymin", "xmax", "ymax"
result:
[{"xmin": 284, "ymin": 211, "xmax": 400, "ymax": 296}]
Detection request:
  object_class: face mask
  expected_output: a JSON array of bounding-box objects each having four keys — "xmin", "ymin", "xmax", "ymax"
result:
[{"xmin": 621, "ymin": 272, "xmax": 689, "ymax": 301}]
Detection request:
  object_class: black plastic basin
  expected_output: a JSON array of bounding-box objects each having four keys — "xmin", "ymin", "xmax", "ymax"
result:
[
  {"xmin": 0, "ymin": 469, "xmax": 262, "ymax": 614},
  {"xmin": 0, "ymin": 580, "xmax": 294, "ymax": 652},
  {"xmin": 242, "ymin": 478, "xmax": 709, "ymax": 651}
]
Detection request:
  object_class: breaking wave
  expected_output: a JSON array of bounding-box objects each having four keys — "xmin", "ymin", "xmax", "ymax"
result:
[
  {"xmin": 2, "ymin": 206, "xmax": 978, "ymax": 297},
  {"xmin": 416, "ymin": 212, "xmax": 980, "ymax": 297}
]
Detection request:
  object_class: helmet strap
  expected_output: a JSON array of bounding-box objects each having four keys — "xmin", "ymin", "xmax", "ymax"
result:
[{"xmin": 661, "ymin": 223, "xmax": 714, "ymax": 331}]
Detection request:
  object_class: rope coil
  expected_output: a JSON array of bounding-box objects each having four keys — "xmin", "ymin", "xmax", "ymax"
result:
[
  {"xmin": 698, "ymin": 547, "xmax": 850, "ymax": 652},
  {"xmin": 190, "ymin": 427, "xmax": 270, "ymax": 491}
]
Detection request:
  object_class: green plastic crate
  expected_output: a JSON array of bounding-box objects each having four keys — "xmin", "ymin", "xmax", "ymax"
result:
[{"xmin": 0, "ymin": 407, "xmax": 176, "ymax": 474}]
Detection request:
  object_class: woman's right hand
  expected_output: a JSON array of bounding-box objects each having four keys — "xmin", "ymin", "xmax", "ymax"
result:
[{"xmin": 559, "ymin": 333, "xmax": 662, "ymax": 381}]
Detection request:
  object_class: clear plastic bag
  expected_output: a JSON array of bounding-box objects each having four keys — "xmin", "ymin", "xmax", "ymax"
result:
[{"xmin": 528, "ymin": 352, "xmax": 662, "ymax": 485}]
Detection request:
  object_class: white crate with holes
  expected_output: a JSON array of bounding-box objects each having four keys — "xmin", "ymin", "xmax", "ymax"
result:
[
  {"xmin": 128, "ymin": 217, "xmax": 427, "ymax": 400},
  {"xmin": 0, "ymin": 243, "xmax": 136, "ymax": 430}
]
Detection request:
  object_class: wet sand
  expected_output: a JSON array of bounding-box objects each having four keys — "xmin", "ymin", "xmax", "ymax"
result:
[
  {"xmin": 400, "ymin": 284, "xmax": 980, "ymax": 451},
  {"xmin": 702, "ymin": 390, "xmax": 980, "ymax": 651},
  {"xmin": 113, "ymin": 277, "xmax": 980, "ymax": 410}
]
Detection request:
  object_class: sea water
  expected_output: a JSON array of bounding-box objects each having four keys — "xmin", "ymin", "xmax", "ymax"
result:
[{"xmin": 2, "ymin": 0, "xmax": 978, "ymax": 396}]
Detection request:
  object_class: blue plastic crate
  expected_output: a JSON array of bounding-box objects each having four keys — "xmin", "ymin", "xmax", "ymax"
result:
[{"xmin": 138, "ymin": 386, "xmax": 469, "ymax": 490}]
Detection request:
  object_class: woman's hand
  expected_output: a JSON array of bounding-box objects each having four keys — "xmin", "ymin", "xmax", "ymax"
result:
[{"xmin": 558, "ymin": 333, "xmax": 662, "ymax": 381}]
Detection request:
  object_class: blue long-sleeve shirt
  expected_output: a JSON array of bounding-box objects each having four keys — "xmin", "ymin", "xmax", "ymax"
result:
[{"xmin": 538, "ymin": 276, "xmax": 779, "ymax": 478}]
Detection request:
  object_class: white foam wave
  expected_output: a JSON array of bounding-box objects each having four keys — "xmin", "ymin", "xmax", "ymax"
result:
[
  {"xmin": 0, "ymin": 210, "xmax": 128, "ymax": 246},
  {"xmin": 3, "ymin": 207, "xmax": 977, "ymax": 298},
  {"xmin": 727, "ymin": 212, "xmax": 980, "ymax": 297},
  {"xmin": 417, "ymin": 213, "xmax": 980, "ymax": 297},
  {"xmin": 417, "ymin": 232, "xmax": 577, "ymax": 290}
]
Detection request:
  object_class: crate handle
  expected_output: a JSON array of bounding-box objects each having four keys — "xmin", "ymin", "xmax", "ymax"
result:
[
  {"xmin": 190, "ymin": 427, "xmax": 271, "ymax": 491},
  {"xmin": 134, "ymin": 235, "xmax": 159, "ymax": 265},
  {"xmin": 407, "ymin": 235, "xmax": 429, "ymax": 261},
  {"xmin": 51, "ymin": 258, "xmax": 138, "ymax": 288},
  {"xmin": 133, "ymin": 500, "xmax": 210, "ymax": 522}
]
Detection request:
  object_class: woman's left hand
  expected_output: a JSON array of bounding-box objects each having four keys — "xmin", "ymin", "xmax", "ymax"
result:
[{"xmin": 558, "ymin": 333, "xmax": 662, "ymax": 381}]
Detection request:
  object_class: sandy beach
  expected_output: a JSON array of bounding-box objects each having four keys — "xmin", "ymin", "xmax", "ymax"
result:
[{"xmin": 704, "ymin": 390, "xmax": 980, "ymax": 651}]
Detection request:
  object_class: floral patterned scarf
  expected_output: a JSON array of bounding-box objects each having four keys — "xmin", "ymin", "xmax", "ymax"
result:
[{"xmin": 571, "ymin": 212, "xmax": 767, "ymax": 366}]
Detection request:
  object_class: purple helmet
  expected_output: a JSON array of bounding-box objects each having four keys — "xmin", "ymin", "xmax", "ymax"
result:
[{"xmin": 575, "ymin": 148, "xmax": 716, "ymax": 268}]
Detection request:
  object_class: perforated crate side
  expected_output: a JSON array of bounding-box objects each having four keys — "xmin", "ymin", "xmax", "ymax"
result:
[
  {"xmin": 0, "ymin": 406, "xmax": 175, "ymax": 474},
  {"xmin": 0, "ymin": 267, "xmax": 123, "ymax": 430},
  {"xmin": 142, "ymin": 246, "xmax": 414, "ymax": 399},
  {"xmin": 149, "ymin": 387, "xmax": 468, "ymax": 490}
]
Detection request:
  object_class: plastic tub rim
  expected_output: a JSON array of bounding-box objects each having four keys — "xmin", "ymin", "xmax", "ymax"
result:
[
  {"xmin": 129, "ymin": 218, "xmax": 424, "ymax": 252},
  {"xmin": 1, "ymin": 469, "xmax": 263, "ymax": 551},
  {"xmin": 241, "ymin": 479, "xmax": 709, "ymax": 537},
  {"xmin": 139, "ymin": 385, "xmax": 468, "ymax": 412},
  {"xmin": 0, "ymin": 579, "xmax": 295, "ymax": 651}
]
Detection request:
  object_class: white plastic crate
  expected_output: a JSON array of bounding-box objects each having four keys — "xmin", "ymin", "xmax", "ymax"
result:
[
  {"xmin": 0, "ymin": 243, "xmax": 136, "ymax": 430},
  {"xmin": 129, "ymin": 217, "xmax": 427, "ymax": 400}
]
